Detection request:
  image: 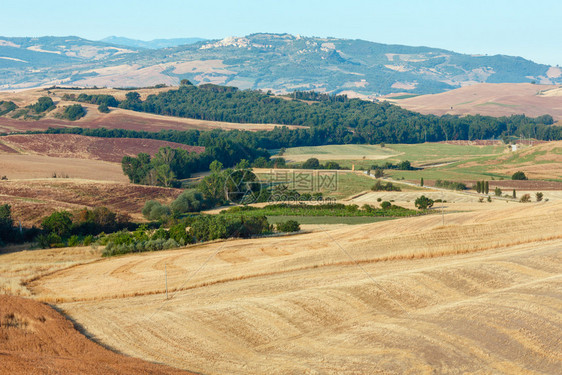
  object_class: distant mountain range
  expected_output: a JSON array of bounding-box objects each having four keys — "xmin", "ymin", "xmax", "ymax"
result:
[
  {"xmin": 0, "ymin": 33, "xmax": 560, "ymax": 95},
  {"xmin": 100, "ymin": 36, "xmax": 206, "ymax": 49}
]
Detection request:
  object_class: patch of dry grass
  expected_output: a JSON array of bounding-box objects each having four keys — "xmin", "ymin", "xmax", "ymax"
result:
[
  {"xmin": 0, "ymin": 246, "xmax": 101, "ymax": 296},
  {"xmin": 22, "ymin": 201, "xmax": 562, "ymax": 374}
]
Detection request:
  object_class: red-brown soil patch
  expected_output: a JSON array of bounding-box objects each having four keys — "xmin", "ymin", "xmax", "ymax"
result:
[
  {"xmin": 487, "ymin": 180, "xmax": 562, "ymax": 190},
  {"xmin": 0, "ymin": 295, "xmax": 193, "ymax": 375},
  {"xmin": 0, "ymin": 180, "xmax": 182, "ymax": 226},
  {"xmin": 0, "ymin": 134, "xmax": 204, "ymax": 163},
  {"xmin": 0, "ymin": 142, "xmax": 17, "ymax": 153}
]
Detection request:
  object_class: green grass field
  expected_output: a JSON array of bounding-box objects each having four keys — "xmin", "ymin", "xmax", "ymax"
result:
[
  {"xmin": 256, "ymin": 171, "xmax": 377, "ymax": 199},
  {"xmin": 273, "ymin": 141, "xmax": 562, "ymax": 184},
  {"xmin": 282, "ymin": 144, "xmax": 399, "ymax": 158},
  {"xmin": 266, "ymin": 215, "xmax": 395, "ymax": 225},
  {"xmin": 384, "ymin": 143, "xmax": 506, "ymax": 163},
  {"xmin": 256, "ymin": 171, "xmax": 422, "ymax": 199},
  {"xmin": 277, "ymin": 142, "xmax": 515, "ymax": 182},
  {"xmin": 282, "ymin": 143, "xmax": 504, "ymax": 160}
]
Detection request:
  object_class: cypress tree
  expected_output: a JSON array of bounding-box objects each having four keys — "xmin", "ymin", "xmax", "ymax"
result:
[
  {"xmin": 512, "ymin": 189, "xmax": 516, "ymax": 198},
  {"xmin": 420, "ymin": 177, "xmax": 424, "ymax": 187},
  {"xmin": 484, "ymin": 181, "xmax": 489, "ymax": 195}
]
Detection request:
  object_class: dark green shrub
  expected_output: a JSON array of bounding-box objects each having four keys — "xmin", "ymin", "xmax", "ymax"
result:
[
  {"xmin": 371, "ymin": 180, "xmax": 401, "ymax": 192},
  {"xmin": 536, "ymin": 192, "xmax": 543, "ymax": 202},
  {"xmin": 512, "ymin": 171, "xmax": 527, "ymax": 180},
  {"xmin": 32, "ymin": 97, "xmax": 55, "ymax": 113},
  {"xmin": 171, "ymin": 190, "xmax": 206, "ymax": 214},
  {"xmin": 276, "ymin": 220, "xmax": 301, "ymax": 233},
  {"xmin": 302, "ymin": 158, "xmax": 320, "ymax": 169},
  {"xmin": 520, "ymin": 194, "xmax": 531, "ymax": 203},
  {"xmin": 415, "ymin": 195, "xmax": 434, "ymax": 210},
  {"xmin": 142, "ymin": 200, "xmax": 171, "ymax": 221},
  {"xmin": 42, "ymin": 211, "xmax": 73, "ymax": 237},
  {"xmin": 59, "ymin": 104, "xmax": 86, "ymax": 121},
  {"xmin": 436, "ymin": 180, "xmax": 466, "ymax": 191},
  {"xmin": 151, "ymin": 228, "xmax": 170, "ymax": 240},
  {"xmin": 67, "ymin": 235, "xmax": 81, "ymax": 247}
]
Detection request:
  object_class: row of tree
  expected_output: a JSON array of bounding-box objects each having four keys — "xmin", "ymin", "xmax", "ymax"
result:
[
  {"xmin": 0, "ymin": 204, "xmax": 131, "ymax": 248},
  {"xmin": 60, "ymin": 83, "xmax": 562, "ymax": 144}
]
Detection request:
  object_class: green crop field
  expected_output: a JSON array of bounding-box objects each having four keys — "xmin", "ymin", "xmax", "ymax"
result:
[
  {"xmin": 281, "ymin": 143, "xmax": 505, "ymax": 165},
  {"xmin": 278, "ymin": 142, "xmax": 515, "ymax": 182},
  {"xmin": 266, "ymin": 215, "xmax": 395, "ymax": 225},
  {"xmin": 256, "ymin": 171, "xmax": 376, "ymax": 199},
  {"xmin": 274, "ymin": 142, "xmax": 562, "ymax": 184},
  {"xmin": 384, "ymin": 143, "xmax": 506, "ymax": 163},
  {"xmin": 281, "ymin": 144, "xmax": 399, "ymax": 158},
  {"xmin": 256, "ymin": 170, "xmax": 421, "ymax": 199}
]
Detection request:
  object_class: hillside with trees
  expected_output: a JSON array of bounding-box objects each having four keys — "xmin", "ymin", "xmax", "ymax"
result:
[{"xmin": 56, "ymin": 83, "xmax": 562, "ymax": 146}]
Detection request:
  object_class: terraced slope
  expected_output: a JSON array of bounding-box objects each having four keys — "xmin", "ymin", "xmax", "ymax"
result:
[{"xmin": 31, "ymin": 202, "xmax": 562, "ymax": 374}]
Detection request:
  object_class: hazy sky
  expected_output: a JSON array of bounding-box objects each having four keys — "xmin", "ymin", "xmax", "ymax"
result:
[{"xmin": 2, "ymin": 0, "xmax": 561, "ymax": 65}]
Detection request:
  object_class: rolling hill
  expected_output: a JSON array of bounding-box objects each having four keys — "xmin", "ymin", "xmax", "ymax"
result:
[
  {"xmin": 1, "ymin": 33, "xmax": 560, "ymax": 95},
  {"xmin": 384, "ymin": 82, "xmax": 562, "ymax": 120},
  {"xmin": 100, "ymin": 36, "xmax": 207, "ymax": 49},
  {"xmin": 0, "ymin": 295, "xmax": 193, "ymax": 374},
  {"xmin": 29, "ymin": 201, "xmax": 562, "ymax": 374}
]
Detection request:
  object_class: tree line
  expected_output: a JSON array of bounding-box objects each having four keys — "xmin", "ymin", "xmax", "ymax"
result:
[{"xmin": 58, "ymin": 82, "xmax": 562, "ymax": 144}]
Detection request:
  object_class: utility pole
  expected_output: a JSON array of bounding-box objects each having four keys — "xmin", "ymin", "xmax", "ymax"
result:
[
  {"xmin": 165, "ymin": 263, "xmax": 169, "ymax": 300},
  {"xmin": 441, "ymin": 190, "xmax": 444, "ymax": 226}
]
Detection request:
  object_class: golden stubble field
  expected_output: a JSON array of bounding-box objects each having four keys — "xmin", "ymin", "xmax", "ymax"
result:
[
  {"xmin": 23, "ymin": 201, "xmax": 562, "ymax": 374},
  {"xmin": 384, "ymin": 83, "xmax": 562, "ymax": 121}
]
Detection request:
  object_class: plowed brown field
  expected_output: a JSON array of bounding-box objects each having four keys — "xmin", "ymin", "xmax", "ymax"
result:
[
  {"xmin": 0, "ymin": 134, "xmax": 204, "ymax": 163},
  {"xmin": 0, "ymin": 179, "xmax": 182, "ymax": 225}
]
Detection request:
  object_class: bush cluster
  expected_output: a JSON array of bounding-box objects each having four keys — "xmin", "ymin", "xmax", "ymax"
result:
[
  {"xmin": 371, "ymin": 180, "xmax": 401, "ymax": 191},
  {"xmin": 57, "ymin": 104, "xmax": 86, "ymax": 121},
  {"xmin": 436, "ymin": 179, "xmax": 467, "ymax": 191},
  {"xmin": 275, "ymin": 220, "xmax": 301, "ymax": 233},
  {"xmin": 103, "ymin": 238, "xmax": 182, "ymax": 257},
  {"xmin": 37, "ymin": 207, "xmax": 130, "ymax": 248}
]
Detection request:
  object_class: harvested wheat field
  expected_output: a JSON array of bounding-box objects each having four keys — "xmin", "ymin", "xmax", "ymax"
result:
[
  {"xmin": 0, "ymin": 295, "xmax": 194, "ymax": 374},
  {"xmin": 385, "ymin": 83, "xmax": 562, "ymax": 120},
  {"xmin": 29, "ymin": 201, "xmax": 562, "ymax": 374},
  {"xmin": 0, "ymin": 245, "xmax": 101, "ymax": 296},
  {"xmin": 0, "ymin": 179, "xmax": 182, "ymax": 225},
  {"xmin": 0, "ymin": 134, "xmax": 204, "ymax": 163},
  {"xmin": 0, "ymin": 154, "xmax": 127, "ymax": 181}
]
